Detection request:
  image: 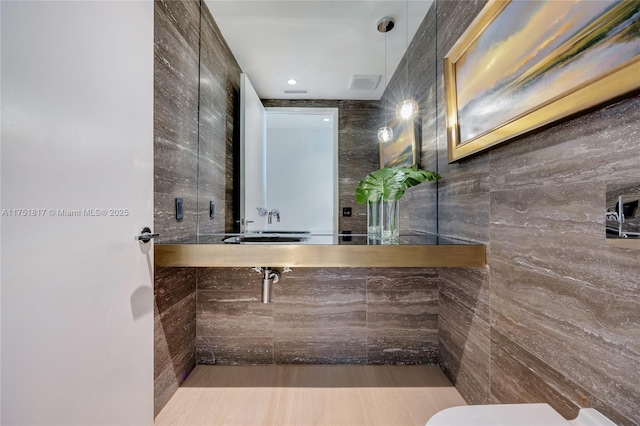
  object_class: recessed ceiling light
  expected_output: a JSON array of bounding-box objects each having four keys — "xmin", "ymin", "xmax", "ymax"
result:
[
  {"xmin": 322, "ymin": 118, "xmax": 330, "ymax": 122},
  {"xmin": 287, "ymin": 79, "xmax": 297, "ymax": 85}
]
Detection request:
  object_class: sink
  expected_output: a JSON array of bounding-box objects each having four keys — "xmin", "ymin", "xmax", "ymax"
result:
[
  {"xmin": 224, "ymin": 235, "xmax": 306, "ymax": 244},
  {"xmin": 239, "ymin": 236, "xmax": 304, "ymax": 243},
  {"xmin": 249, "ymin": 231, "xmax": 310, "ymax": 235}
]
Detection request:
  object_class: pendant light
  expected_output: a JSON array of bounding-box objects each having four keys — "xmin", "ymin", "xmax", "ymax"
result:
[
  {"xmin": 396, "ymin": 0, "xmax": 418, "ymax": 121},
  {"xmin": 377, "ymin": 17, "xmax": 395, "ymax": 143}
]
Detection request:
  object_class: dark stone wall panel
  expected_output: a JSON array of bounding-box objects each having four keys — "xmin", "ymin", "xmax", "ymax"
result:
[
  {"xmin": 153, "ymin": 0, "xmax": 241, "ymax": 415},
  {"xmin": 196, "ymin": 268, "xmax": 440, "ymax": 366},
  {"xmin": 431, "ymin": 1, "xmax": 640, "ymax": 421}
]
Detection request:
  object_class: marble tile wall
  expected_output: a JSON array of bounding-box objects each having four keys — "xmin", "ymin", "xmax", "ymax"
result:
[
  {"xmin": 419, "ymin": 0, "xmax": 640, "ymax": 422},
  {"xmin": 153, "ymin": 0, "xmax": 200, "ymax": 416},
  {"xmin": 198, "ymin": 5, "xmax": 242, "ymax": 236},
  {"xmin": 195, "ymin": 267, "xmax": 439, "ymax": 365},
  {"xmin": 431, "ymin": 0, "xmax": 493, "ymax": 407},
  {"xmin": 153, "ymin": 0, "xmax": 241, "ymax": 416},
  {"xmin": 154, "ymin": 0, "xmax": 200, "ymax": 245},
  {"xmin": 262, "ymin": 99, "xmax": 380, "ymax": 233},
  {"xmin": 379, "ymin": 3, "xmax": 439, "ymax": 235}
]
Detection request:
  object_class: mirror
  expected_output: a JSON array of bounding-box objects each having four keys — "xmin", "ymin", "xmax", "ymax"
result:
[{"xmin": 195, "ymin": 1, "xmax": 436, "ymax": 241}]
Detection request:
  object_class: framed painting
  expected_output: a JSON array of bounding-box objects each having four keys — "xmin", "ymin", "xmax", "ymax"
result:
[
  {"xmin": 379, "ymin": 117, "xmax": 421, "ymax": 168},
  {"xmin": 444, "ymin": 0, "xmax": 640, "ymax": 162}
]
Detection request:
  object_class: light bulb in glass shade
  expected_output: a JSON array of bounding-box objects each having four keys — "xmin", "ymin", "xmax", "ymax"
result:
[
  {"xmin": 378, "ymin": 126, "xmax": 393, "ymax": 142},
  {"xmin": 397, "ymin": 99, "xmax": 419, "ymax": 120}
]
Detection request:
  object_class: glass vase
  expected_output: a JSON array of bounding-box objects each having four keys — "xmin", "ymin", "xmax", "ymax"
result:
[
  {"xmin": 367, "ymin": 199, "xmax": 381, "ymax": 241},
  {"xmin": 381, "ymin": 200, "xmax": 400, "ymax": 244}
]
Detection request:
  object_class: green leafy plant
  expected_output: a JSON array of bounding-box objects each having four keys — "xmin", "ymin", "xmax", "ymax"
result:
[{"xmin": 355, "ymin": 165, "xmax": 441, "ymax": 204}]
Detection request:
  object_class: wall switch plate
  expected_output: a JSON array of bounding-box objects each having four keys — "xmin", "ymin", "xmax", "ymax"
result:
[
  {"xmin": 175, "ymin": 197, "xmax": 184, "ymax": 220},
  {"xmin": 210, "ymin": 201, "xmax": 215, "ymax": 218},
  {"xmin": 342, "ymin": 207, "xmax": 352, "ymax": 217}
]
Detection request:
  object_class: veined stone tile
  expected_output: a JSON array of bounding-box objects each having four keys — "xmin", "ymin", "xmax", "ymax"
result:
[
  {"xmin": 154, "ymin": 191, "xmax": 198, "ymax": 244},
  {"xmin": 339, "ymin": 155, "xmax": 379, "ymax": 185},
  {"xmin": 156, "ymin": 293, "xmax": 196, "ymax": 356},
  {"xmin": 155, "ymin": 0, "xmax": 200, "ymax": 51},
  {"xmin": 197, "ymin": 290, "xmax": 274, "ymax": 337},
  {"xmin": 274, "ymin": 292, "xmax": 366, "ymax": 331},
  {"xmin": 154, "ymin": 135, "xmax": 199, "ymax": 195},
  {"xmin": 197, "ymin": 335, "xmax": 274, "ymax": 365},
  {"xmin": 438, "ymin": 294, "xmax": 489, "ymax": 359},
  {"xmin": 169, "ymin": 343, "xmax": 195, "ymax": 388},
  {"xmin": 154, "ymin": 307, "xmax": 171, "ymax": 381},
  {"xmin": 154, "ymin": 0, "xmax": 201, "ymax": 415},
  {"xmin": 489, "ymin": 328, "xmax": 620, "ymax": 422},
  {"xmin": 274, "ymin": 307, "xmax": 366, "ymax": 330},
  {"xmin": 367, "ymin": 290, "xmax": 438, "ymax": 330},
  {"xmin": 154, "ymin": 0, "xmax": 242, "ymax": 415},
  {"xmin": 439, "ymin": 343, "xmax": 489, "ymax": 405},
  {"xmin": 438, "ymin": 294, "xmax": 490, "ymax": 391},
  {"xmin": 197, "ymin": 267, "xmax": 259, "ymax": 291},
  {"xmin": 439, "ymin": 267, "xmax": 490, "ymax": 322},
  {"xmin": 437, "ymin": 153, "xmax": 491, "ymax": 198},
  {"xmin": 274, "ymin": 328, "xmax": 366, "ymax": 364},
  {"xmin": 490, "ymin": 182, "xmax": 602, "ymax": 228},
  {"xmin": 273, "ymin": 267, "xmax": 366, "ymax": 290},
  {"xmin": 154, "ymin": 360, "xmax": 179, "ymax": 417},
  {"xmin": 490, "ymin": 183, "xmax": 640, "ymax": 297},
  {"xmin": 197, "ymin": 197, "xmax": 227, "ymax": 235},
  {"xmin": 367, "ymin": 268, "xmax": 438, "ymax": 291},
  {"xmin": 438, "ymin": 190, "xmax": 490, "ymax": 243},
  {"xmin": 491, "ymin": 256, "xmax": 639, "ymax": 424},
  {"xmin": 154, "ymin": 267, "xmax": 196, "ymax": 314},
  {"xmin": 154, "ymin": 293, "xmax": 196, "ymax": 409},
  {"xmin": 489, "ymin": 96, "xmax": 640, "ymax": 192},
  {"xmin": 367, "ymin": 333, "xmax": 438, "ymax": 365},
  {"xmin": 401, "ymin": 185, "xmax": 438, "ymax": 234},
  {"xmin": 201, "ymin": 2, "xmax": 240, "ymax": 77}
]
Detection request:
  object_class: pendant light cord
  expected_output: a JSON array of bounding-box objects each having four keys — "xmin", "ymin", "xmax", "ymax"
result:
[
  {"xmin": 405, "ymin": 0, "xmax": 409, "ymax": 97},
  {"xmin": 384, "ymin": 29, "xmax": 388, "ymax": 126}
]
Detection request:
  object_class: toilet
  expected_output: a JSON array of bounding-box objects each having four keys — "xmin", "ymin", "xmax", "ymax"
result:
[{"xmin": 426, "ymin": 403, "xmax": 617, "ymax": 426}]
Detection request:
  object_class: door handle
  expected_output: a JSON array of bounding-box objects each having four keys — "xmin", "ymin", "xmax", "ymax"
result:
[{"xmin": 136, "ymin": 226, "xmax": 159, "ymax": 243}]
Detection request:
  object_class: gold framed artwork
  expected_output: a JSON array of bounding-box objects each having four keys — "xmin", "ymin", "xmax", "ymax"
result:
[
  {"xmin": 379, "ymin": 118, "xmax": 421, "ymax": 168},
  {"xmin": 444, "ymin": 0, "xmax": 640, "ymax": 162}
]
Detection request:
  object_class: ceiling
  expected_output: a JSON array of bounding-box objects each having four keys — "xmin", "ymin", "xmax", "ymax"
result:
[{"xmin": 204, "ymin": 1, "xmax": 434, "ymax": 100}]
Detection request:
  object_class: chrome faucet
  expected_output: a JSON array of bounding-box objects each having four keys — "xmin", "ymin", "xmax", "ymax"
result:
[{"xmin": 267, "ymin": 209, "xmax": 280, "ymax": 224}]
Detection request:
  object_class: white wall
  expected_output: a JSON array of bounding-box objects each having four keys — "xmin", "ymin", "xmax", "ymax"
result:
[
  {"xmin": 265, "ymin": 112, "xmax": 336, "ymax": 233},
  {"xmin": 240, "ymin": 74, "xmax": 267, "ymax": 230},
  {"xmin": 1, "ymin": 2, "xmax": 154, "ymax": 424},
  {"xmin": 0, "ymin": 6, "xmax": 3, "ymax": 418}
]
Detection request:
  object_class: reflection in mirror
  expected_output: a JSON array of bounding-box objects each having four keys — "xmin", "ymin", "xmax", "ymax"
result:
[
  {"xmin": 606, "ymin": 182, "xmax": 640, "ymax": 241},
  {"xmin": 263, "ymin": 108, "xmax": 338, "ymax": 237},
  {"xmin": 240, "ymin": 75, "xmax": 339, "ymax": 238},
  {"xmin": 195, "ymin": 1, "xmax": 437, "ymax": 243}
]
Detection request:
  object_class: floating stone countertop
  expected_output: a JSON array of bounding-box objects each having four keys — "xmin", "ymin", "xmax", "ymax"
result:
[{"xmin": 154, "ymin": 233, "xmax": 486, "ymax": 268}]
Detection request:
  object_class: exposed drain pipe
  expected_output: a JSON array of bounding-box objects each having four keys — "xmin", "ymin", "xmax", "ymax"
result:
[
  {"xmin": 261, "ymin": 267, "xmax": 279, "ymax": 304},
  {"xmin": 252, "ymin": 267, "xmax": 291, "ymax": 303}
]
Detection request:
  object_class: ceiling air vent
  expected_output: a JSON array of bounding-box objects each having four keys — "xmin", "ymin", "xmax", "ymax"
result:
[
  {"xmin": 283, "ymin": 89, "xmax": 309, "ymax": 95},
  {"xmin": 349, "ymin": 75, "xmax": 381, "ymax": 91}
]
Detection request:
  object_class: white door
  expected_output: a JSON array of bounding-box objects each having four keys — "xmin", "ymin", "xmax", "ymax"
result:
[
  {"xmin": 1, "ymin": 2, "xmax": 154, "ymax": 425},
  {"xmin": 265, "ymin": 108, "xmax": 338, "ymax": 235},
  {"xmin": 240, "ymin": 74, "xmax": 267, "ymax": 230}
]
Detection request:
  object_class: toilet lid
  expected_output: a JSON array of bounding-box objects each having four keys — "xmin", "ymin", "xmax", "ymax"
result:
[{"xmin": 426, "ymin": 403, "xmax": 570, "ymax": 426}]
